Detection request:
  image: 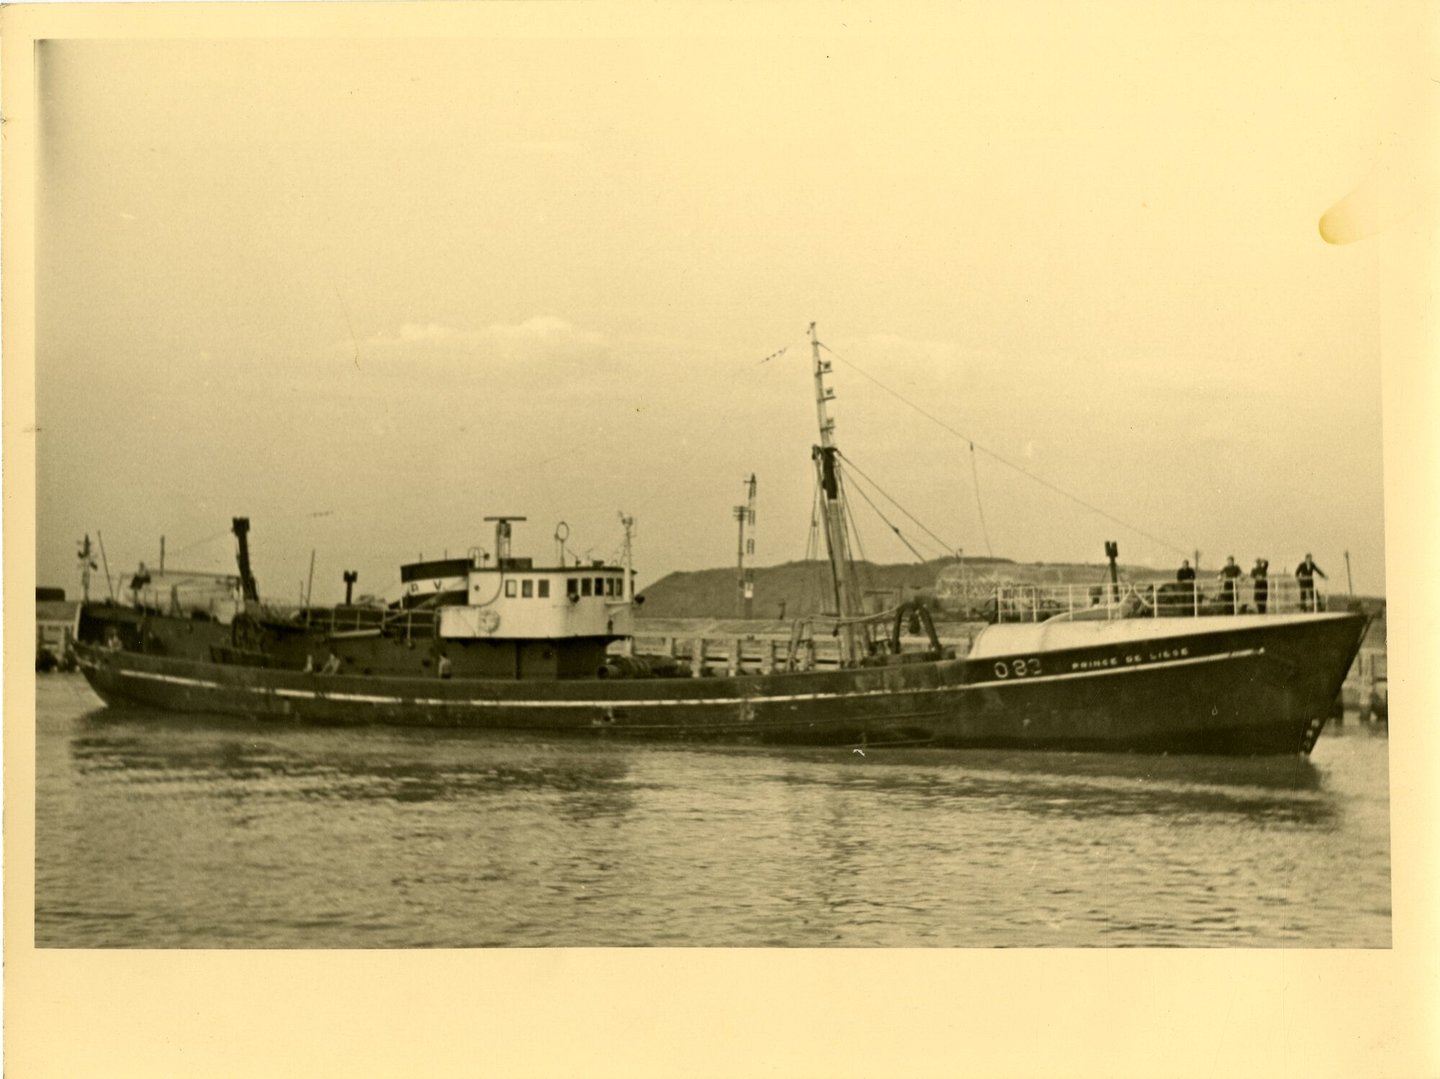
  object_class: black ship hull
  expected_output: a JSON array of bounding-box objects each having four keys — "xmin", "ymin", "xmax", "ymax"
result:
[{"xmin": 76, "ymin": 610, "xmax": 1366, "ymax": 756}]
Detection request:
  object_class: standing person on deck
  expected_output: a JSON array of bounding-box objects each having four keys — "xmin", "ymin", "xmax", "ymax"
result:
[
  {"xmin": 1296, "ymin": 553, "xmax": 1327, "ymax": 611},
  {"xmin": 1172, "ymin": 559, "xmax": 1198, "ymax": 616},
  {"xmin": 1251, "ymin": 558, "xmax": 1270, "ymax": 614},
  {"xmin": 1217, "ymin": 556, "xmax": 1242, "ymax": 614}
]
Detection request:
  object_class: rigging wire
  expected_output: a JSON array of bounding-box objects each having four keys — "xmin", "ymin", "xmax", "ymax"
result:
[
  {"xmin": 837, "ymin": 472, "xmax": 882, "ymax": 647},
  {"xmin": 834, "ymin": 450, "xmax": 960, "ymax": 559},
  {"xmin": 842, "ymin": 471, "xmax": 937, "ymax": 566},
  {"xmin": 837, "ymin": 470, "xmax": 874, "ymax": 597},
  {"xmin": 806, "ymin": 470, "xmax": 827, "ymax": 607},
  {"xmin": 968, "ymin": 443, "xmax": 995, "ymax": 559},
  {"xmin": 817, "ymin": 341, "xmax": 1190, "ymax": 557},
  {"xmin": 757, "ymin": 341, "xmax": 796, "ymax": 365},
  {"xmin": 804, "ymin": 473, "xmax": 821, "ymax": 561}
]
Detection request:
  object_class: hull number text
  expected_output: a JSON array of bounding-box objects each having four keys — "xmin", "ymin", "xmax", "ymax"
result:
[{"xmin": 993, "ymin": 657, "xmax": 1042, "ymax": 679}]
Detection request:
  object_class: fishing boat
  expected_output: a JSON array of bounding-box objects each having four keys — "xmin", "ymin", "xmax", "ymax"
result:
[{"xmin": 74, "ymin": 325, "xmax": 1368, "ymax": 755}]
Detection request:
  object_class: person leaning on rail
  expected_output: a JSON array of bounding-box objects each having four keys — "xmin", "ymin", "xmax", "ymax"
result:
[
  {"xmin": 1217, "ymin": 556, "xmax": 1242, "ymax": 615},
  {"xmin": 1295, "ymin": 553, "xmax": 1326, "ymax": 612},
  {"xmin": 1250, "ymin": 558, "xmax": 1270, "ymax": 614}
]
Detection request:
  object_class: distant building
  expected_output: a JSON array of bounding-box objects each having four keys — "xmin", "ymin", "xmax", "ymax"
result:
[{"xmin": 36, "ymin": 588, "xmax": 81, "ymax": 671}]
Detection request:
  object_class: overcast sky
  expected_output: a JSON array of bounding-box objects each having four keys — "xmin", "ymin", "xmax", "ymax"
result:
[{"xmin": 34, "ymin": 6, "xmax": 1398, "ymax": 603}]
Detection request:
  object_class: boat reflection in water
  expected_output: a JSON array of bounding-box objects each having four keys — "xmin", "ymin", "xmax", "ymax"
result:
[
  {"xmin": 69, "ymin": 703, "xmax": 1331, "ymax": 823},
  {"xmin": 67, "ymin": 709, "xmax": 643, "ymax": 819},
  {"xmin": 764, "ymin": 744, "xmax": 1330, "ymax": 824}
]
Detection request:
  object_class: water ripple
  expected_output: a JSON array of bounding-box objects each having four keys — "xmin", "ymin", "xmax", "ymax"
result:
[{"xmin": 35, "ymin": 675, "xmax": 1390, "ymax": 948}]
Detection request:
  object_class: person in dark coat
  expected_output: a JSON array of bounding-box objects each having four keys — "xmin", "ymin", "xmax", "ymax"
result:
[
  {"xmin": 1217, "ymin": 556, "xmax": 1242, "ymax": 614},
  {"xmin": 1250, "ymin": 558, "xmax": 1269, "ymax": 614},
  {"xmin": 1170, "ymin": 559, "xmax": 1198, "ymax": 615},
  {"xmin": 1296, "ymin": 553, "xmax": 1326, "ymax": 611}
]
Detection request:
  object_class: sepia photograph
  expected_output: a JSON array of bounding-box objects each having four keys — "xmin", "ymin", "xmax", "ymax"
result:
[{"xmin": 5, "ymin": 2, "xmax": 1437, "ymax": 1076}]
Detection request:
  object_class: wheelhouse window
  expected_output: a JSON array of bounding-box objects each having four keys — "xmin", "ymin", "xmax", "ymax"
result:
[
  {"xmin": 594, "ymin": 577, "xmax": 604, "ymax": 595},
  {"xmin": 522, "ymin": 580, "xmax": 534, "ymax": 598},
  {"xmin": 538, "ymin": 580, "xmax": 550, "ymax": 598},
  {"xmin": 581, "ymin": 578, "xmax": 592, "ymax": 597},
  {"xmin": 505, "ymin": 580, "xmax": 517, "ymax": 598},
  {"xmin": 567, "ymin": 578, "xmax": 578, "ymax": 598}
]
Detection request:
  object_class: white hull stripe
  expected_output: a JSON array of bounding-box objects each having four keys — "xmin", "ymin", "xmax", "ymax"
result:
[{"xmin": 95, "ymin": 647, "xmax": 1264, "ymax": 708}]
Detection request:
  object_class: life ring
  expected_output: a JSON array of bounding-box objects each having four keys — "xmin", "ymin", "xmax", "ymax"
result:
[{"xmin": 476, "ymin": 607, "xmax": 500, "ymax": 634}]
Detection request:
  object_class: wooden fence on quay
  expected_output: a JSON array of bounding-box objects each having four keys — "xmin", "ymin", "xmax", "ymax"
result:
[{"xmin": 620, "ymin": 617, "xmax": 977, "ymax": 676}]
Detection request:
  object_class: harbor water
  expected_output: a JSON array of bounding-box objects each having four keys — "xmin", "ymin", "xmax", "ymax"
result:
[{"xmin": 34, "ymin": 674, "xmax": 1391, "ymax": 948}]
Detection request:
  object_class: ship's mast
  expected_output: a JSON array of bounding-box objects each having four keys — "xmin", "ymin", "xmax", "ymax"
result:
[{"xmin": 809, "ymin": 322, "xmax": 867, "ymax": 664}]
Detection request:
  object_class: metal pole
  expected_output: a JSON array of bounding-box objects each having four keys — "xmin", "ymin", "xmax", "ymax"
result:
[
  {"xmin": 305, "ymin": 549, "xmax": 316, "ymax": 621},
  {"xmin": 734, "ymin": 504, "xmax": 747, "ymax": 617},
  {"xmin": 619, "ymin": 514, "xmax": 636, "ymax": 602},
  {"xmin": 77, "ymin": 535, "xmax": 94, "ymax": 602},
  {"xmin": 1344, "ymin": 550, "xmax": 1354, "ymax": 597},
  {"xmin": 748, "ymin": 482, "xmax": 758, "ymax": 611},
  {"xmin": 96, "ymin": 530, "xmax": 116, "ymax": 601}
]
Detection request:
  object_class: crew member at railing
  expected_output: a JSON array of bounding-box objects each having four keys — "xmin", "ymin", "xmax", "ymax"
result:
[
  {"xmin": 129, "ymin": 563, "xmax": 151, "ymax": 607},
  {"xmin": 1251, "ymin": 558, "xmax": 1270, "ymax": 614},
  {"xmin": 1296, "ymin": 553, "xmax": 1327, "ymax": 612},
  {"xmin": 1218, "ymin": 556, "xmax": 1242, "ymax": 614}
]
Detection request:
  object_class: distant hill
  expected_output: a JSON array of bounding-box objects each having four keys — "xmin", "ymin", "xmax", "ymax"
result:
[
  {"xmin": 638, "ymin": 557, "xmax": 1387, "ymax": 621},
  {"xmin": 639, "ymin": 557, "xmax": 1158, "ymax": 619}
]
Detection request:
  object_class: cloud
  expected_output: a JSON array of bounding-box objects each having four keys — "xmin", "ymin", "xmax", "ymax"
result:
[
  {"xmin": 395, "ymin": 322, "xmax": 457, "ymax": 343},
  {"xmin": 334, "ymin": 317, "xmax": 613, "ymax": 391},
  {"xmin": 363, "ymin": 316, "xmax": 605, "ymax": 360}
]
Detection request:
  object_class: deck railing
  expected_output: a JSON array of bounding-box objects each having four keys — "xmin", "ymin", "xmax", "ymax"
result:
[
  {"xmin": 121, "ymin": 586, "xmax": 442, "ymax": 639},
  {"xmin": 977, "ymin": 576, "xmax": 1332, "ymax": 623},
  {"xmin": 297, "ymin": 605, "xmax": 439, "ymax": 638}
]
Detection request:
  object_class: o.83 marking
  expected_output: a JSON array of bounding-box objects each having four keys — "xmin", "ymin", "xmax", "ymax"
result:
[{"xmin": 992, "ymin": 657, "xmax": 1042, "ymax": 679}]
